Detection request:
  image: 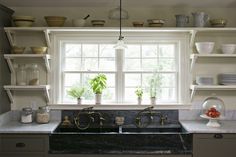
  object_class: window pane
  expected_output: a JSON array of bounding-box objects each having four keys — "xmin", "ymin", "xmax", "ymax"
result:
[
  {"xmin": 142, "ymin": 45, "xmax": 157, "ymax": 58},
  {"xmin": 82, "ymin": 58, "xmax": 98, "ymax": 71},
  {"xmin": 159, "ymin": 59, "xmax": 175, "ymax": 71},
  {"xmin": 125, "ymin": 88, "xmax": 136, "ymax": 102},
  {"xmin": 125, "ymin": 74, "xmax": 141, "ymax": 87},
  {"xmin": 65, "ymin": 44, "xmax": 81, "ymax": 57},
  {"xmin": 124, "ymin": 59, "xmax": 141, "ymax": 71},
  {"xmin": 125, "ymin": 45, "xmax": 140, "ymax": 58},
  {"xmin": 99, "ymin": 58, "xmax": 115, "ymax": 71},
  {"xmin": 65, "ymin": 58, "xmax": 81, "ymax": 71},
  {"xmin": 103, "ymin": 88, "xmax": 115, "ymax": 101},
  {"xmin": 82, "ymin": 44, "xmax": 98, "ymax": 57},
  {"xmin": 161, "ymin": 74, "xmax": 176, "ymax": 87},
  {"xmin": 159, "ymin": 44, "xmax": 175, "ymax": 58},
  {"xmin": 64, "ymin": 73, "xmax": 80, "ymax": 86},
  {"xmin": 142, "ymin": 74, "xmax": 153, "ymax": 87},
  {"xmin": 142, "ymin": 59, "xmax": 157, "ymax": 71},
  {"xmin": 100, "ymin": 44, "xmax": 115, "ymax": 57},
  {"xmin": 159, "ymin": 88, "xmax": 176, "ymax": 101},
  {"xmin": 105, "ymin": 74, "xmax": 115, "ymax": 87}
]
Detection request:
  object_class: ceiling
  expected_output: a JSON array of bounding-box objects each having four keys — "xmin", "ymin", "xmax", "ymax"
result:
[{"xmin": 0, "ymin": 0, "xmax": 236, "ymax": 8}]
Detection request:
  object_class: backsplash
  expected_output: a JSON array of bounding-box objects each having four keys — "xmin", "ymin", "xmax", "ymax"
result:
[{"xmin": 62, "ymin": 109, "xmax": 179, "ymax": 127}]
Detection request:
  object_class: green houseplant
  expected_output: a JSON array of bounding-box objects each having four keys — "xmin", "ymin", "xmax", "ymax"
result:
[
  {"xmin": 135, "ymin": 87, "xmax": 143, "ymax": 105},
  {"xmin": 149, "ymin": 73, "xmax": 162, "ymax": 105},
  {"xmin": 89, "ymin": 74, "xmax": 107, "ymax": 104},
  {"xmin": 67, "ymin": 86, "xmax": 85, "ymax": 104}
]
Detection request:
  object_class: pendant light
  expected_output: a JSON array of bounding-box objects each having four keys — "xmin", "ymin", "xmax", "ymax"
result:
[{"xmin": 114, "ymin": 0, "xmax": 127, "ymax": 50}]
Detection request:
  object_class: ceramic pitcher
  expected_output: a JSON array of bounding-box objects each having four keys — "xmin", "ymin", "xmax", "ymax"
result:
[
  {"xmin": 175, "ymin": 15, "xmax": 189, "ymax": 27},
  {"xmin": 192, "ymin": 12, "xmax": 209, "ymax": 27}
]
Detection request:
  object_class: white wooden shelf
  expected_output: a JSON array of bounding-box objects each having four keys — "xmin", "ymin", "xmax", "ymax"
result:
[
  {"xmin": 190, "ymin": 85, "xmax": 236, "ymax": 101},
  {"xmin": 4, "ymin": 85, "xmax": 50, "ymax": 103},
  {"xmin": 4, "ymin": 54, "xmax": 51, "ymax": 73},
  {"xmin": 190, "ymin": 54, "xmax": 236, "ymax": 71}
]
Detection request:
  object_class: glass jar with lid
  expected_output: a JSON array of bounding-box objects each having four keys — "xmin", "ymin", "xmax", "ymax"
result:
[
  {"xmin": 36, "ymin": 106, "xmax": 50, "ymax": 124},
  {"xmin": 16, "ymin": 64, "xmax": 27, "ymax": 85},
  {"xmin": 21, "ymin": 107, "xmax": 33, "ymax": 123},
  {"xmin": 28, "ymin": 64, "xmax": 40, "ymax": 85}
]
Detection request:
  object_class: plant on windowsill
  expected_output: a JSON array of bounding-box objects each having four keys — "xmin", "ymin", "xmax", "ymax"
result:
[
  {"xmin": 149, "ymin": 73, "xmax": 162, "ymax": 105},
  {"xmin": 67, "ymin": 86, "xmax": 85, "ymax": 105},
  {"xmin": 135, "ymin": 87, "xmax": 143, "ymax": 105},
  {"xmin": 89, "ymin": 74, "xmax": 107, "ymax": 104}
]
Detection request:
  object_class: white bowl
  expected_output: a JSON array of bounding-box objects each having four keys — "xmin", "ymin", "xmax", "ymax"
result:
[
  {"xmin": 196, "ymin": 76, "xmax": 214, "ymax": 85},
  {"xmin": 221, "ymin": 44, "xmax": 236, "ymax": 54},
  {"xmin": 195, "ymin": 42, "xmax": 215, "ymax": 54},
  {"xmin": 72, "ymin": 19, "xmax": 86, "ymax": 27}
]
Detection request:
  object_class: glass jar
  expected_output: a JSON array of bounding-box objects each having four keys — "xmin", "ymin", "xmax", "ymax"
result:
[
  {"xmin": 16, "ymin": 64, "xmax": 27, "ymax": 85},
  {"xmin": 28, "ymin": 64, "xmax": 40, "ymax": 85},
  {"xmin": 21, "ymin": 107, "xmax": 33, "ymax": 123},
  {"xmin": 36, "ymin": 106, "xmax": 50, "ymax": 124}
]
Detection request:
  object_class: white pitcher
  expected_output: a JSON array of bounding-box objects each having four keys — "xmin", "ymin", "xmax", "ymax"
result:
[{"xmin": 192, "ymin": 12, "xmax": 209, "ymax": 27}]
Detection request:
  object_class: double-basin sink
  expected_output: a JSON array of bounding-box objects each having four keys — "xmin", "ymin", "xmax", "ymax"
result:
[{"xmin": 49, "ymin": 123, "xmax": 192, "ymax": 155}]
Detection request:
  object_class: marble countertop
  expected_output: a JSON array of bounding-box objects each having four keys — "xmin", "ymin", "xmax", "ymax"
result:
[
  {"xmin": 180, "ymin": 120, "xmax": 236, "ymax": 133},
  {"xmin": 0, "ymin": 121, "xmax": 60, "ymax": 134}
]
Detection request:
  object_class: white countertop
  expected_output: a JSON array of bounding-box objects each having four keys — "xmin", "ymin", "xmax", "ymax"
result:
[
  {"xmin": 180, "ymin": 120, "xmax": 236, "ymax": 133},
  {"xmin": 0, "ymin": 121, "xmax": 60, "ymax": 134}
]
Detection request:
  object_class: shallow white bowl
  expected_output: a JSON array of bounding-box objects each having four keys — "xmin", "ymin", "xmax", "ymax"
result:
[
  {"xmin": 72, "ymin": 19, "xmax": 86, "ymax": 27},
  {"xmin": 221, "ymin": 44, "xmax": 236, "ymax": 54},
  {"xmin": 195, "ymin": 42, "xmax": 215, "ymax": 54}
]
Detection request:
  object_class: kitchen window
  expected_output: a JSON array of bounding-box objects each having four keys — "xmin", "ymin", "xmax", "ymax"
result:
[{"xmin": 52, "ymin": 32, "xmax": 189, "ymax": 106}]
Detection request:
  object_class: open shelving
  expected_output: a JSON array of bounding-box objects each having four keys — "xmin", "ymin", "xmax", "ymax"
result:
[
  {"xmin": 4, "ymin": 54, "xmax": 51, "ymax": 73},
  {"xmin": 4, "ymin": 85, "xmax": 51, "ymax": 103}
]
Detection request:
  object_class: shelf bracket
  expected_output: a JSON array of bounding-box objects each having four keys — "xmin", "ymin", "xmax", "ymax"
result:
[
  {"xmin": 44, "ymin": 86, "xmax": 50, "ymax": 103},
  {"xmin": 190, "ymin": 55, "xmax": 198, "ymax": 72},
  {"xmin": 44, "ymin": 29, "xmax": 51, "ymax": 47},
  {"xmin": 5, "ymin": 30, "xmax": 15, "ymax": 47},
  {"xmin": 5, "ymin": 89, "xmax": 14, "ymax": 103},
  {"xmin": 190, "ymin": 30, "xmax": 197, "ymax": 53},
  {"xmin": 190, "ymin": 87, "xmax": 196, "ymax": 102},
  {"xmin": 5, "ymin": 58, "xmax": 15, "ymax": 73},
  {"xmin": 43, "ymin": 55, "xmax": 51, "ymax": 72}
]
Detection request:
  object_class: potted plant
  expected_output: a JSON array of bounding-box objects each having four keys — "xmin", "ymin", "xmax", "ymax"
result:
[
  {"xmin": 67, "ymin": 86, "xmax": 85, "ymax": 104},
  {"xmin": 149, "ymin": 73, "xmax": 162, "ymax": 105},
  {"xmin": 89, "ymin": 74, "xmax": 107, "ymax": 104},
  {"xmin": 135, "ymin": 87, "xmax": 143, "ymax": 105}
]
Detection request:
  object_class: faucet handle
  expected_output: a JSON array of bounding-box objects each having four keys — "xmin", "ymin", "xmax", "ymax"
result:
[
  {"xmin": 159, "ymin": 115, "xmax": 168, "ymax": 125},
  {"xmin": 115, "ymin": 116, "xmax": 125, "ymax": 126}
]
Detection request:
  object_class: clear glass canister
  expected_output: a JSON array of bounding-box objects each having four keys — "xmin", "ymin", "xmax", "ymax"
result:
[
  {"xmin": 28, "ymin": 64, "xmax": 40, "ymax": 85},
  {"xmin": 21, "ymin": 107, "xmax": 33, "ymax": 123},
  {"xmin": 16, "ymin": 64, "xmax": 27, "ymax": 85},
  {"xmin": 36, "ymin": 106, "xmax": 50, "ymax": 124}
]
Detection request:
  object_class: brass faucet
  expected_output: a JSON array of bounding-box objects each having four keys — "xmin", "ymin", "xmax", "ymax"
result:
[
  {"xmin": 134, "ymin": 106, "xmax": 168, "ymax": 127},
  {"xmin": 74, "ymin": 107, "xmax": 105, "ymax": 130}
]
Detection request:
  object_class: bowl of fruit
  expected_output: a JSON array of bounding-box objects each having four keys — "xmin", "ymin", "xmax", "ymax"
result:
[{"xmin": 200, "ymin": 96, "xmax": 225, "ymax": 127}]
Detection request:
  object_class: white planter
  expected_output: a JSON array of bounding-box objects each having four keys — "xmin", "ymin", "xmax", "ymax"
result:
[
  {"xmin": 150, "ymin": 97, "xmax": 156, "ymax": 105},
  {"xmin": 95, "ymin": 94, "xmax": 102, "ymax": 104},
  {"xmin": 137, "ymin": 97, "xmax": 142, "ymax": 105},
  {"xmin": 77, "ymin": 98, "xmax": 82, "ymax": 105}
]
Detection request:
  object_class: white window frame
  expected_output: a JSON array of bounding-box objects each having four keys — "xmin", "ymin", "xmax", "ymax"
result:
[{"xmin": 50, "ymin": 31, "xmax": 190, "ymax": 109}]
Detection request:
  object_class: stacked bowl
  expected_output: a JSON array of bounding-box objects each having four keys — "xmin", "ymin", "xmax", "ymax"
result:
[
  {"xmin": 12, "ymin": 16, "xmax": 35, "ymax": 27},
  {"xmin": 218, "ymin": 74, "xmax": 236, "ymax": 85},
  {"xmin": 147, "ymin": 19, "xmax": 165, "ymax": 27}
]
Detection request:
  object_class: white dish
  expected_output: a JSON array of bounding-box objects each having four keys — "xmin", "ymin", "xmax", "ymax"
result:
[
  {"xmin": 196, "ymin": 76, "xmax": 214, "ymax": 85},
  {"xmin": 195, "ymin": 42, "xmax": 215, "ymax": 54},
  {"xmin": 221, "ymin": 44, "xmax": 236, "ymax": 54}
]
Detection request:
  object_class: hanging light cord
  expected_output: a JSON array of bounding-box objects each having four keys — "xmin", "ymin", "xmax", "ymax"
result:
[{"xmin": 119, "ymin": 0, "xmax": 123, "ymax": 40}]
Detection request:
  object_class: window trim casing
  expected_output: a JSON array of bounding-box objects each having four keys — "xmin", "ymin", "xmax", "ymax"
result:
[{"xmin": 50, "ymin": 31, "xmax": 190, "ymax": 109}]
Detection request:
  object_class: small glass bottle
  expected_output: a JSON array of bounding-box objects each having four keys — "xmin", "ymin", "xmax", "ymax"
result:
[
  {"xmin": 36, "ymin": 106, "xmax": 50, "ymax": 124},
  {"xmin": 28, "ymin": 64, "xmax": 40, "ymax": 85},
  {"xmin": 16, "ymin": 64, "xmax": 27, "ymax": 86}
]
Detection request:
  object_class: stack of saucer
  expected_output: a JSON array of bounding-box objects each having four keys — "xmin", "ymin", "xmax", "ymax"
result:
[
  {"xmin": 147, "ymin": 19, "xmax": 165, "ymax": 27},
  {"xmin": 218, "ymin": 74, "xmax": 236, "ymax": 85}
]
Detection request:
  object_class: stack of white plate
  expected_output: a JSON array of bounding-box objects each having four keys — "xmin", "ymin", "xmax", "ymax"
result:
[{"xmin": 218, "ymin": 74, "xmax": 236, "ymax": 85}]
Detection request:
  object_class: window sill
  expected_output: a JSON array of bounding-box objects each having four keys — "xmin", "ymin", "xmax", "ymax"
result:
[{"xmin": 48, "ymin": 103, "xmax": 191, "ymax": 110}]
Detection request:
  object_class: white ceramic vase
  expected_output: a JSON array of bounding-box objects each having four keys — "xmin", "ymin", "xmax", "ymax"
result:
[
  {"xmin": 137, "ymin": 97, "xmax": 142, "ymax": 105},
  {"xmin": 150, "ymin": 97, "xmax": 156, "ymax": 105},
  {"xmin": 95, "ymin": 94, "xmax": 102, "ymax": 105},
  {"xmin": 77, "ymin": 98, "xmax": 82, "ymax": 105}
]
